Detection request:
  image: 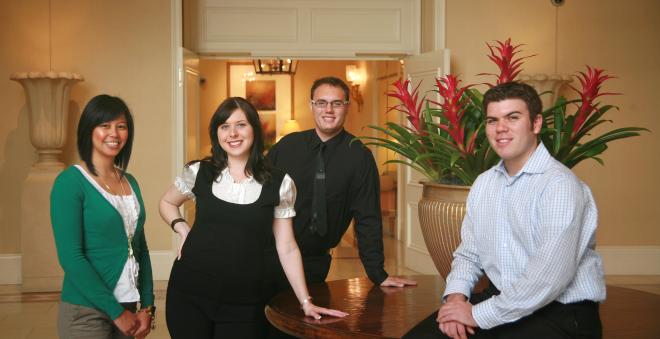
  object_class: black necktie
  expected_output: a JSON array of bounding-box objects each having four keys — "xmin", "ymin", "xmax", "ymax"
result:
[{"xmin": 311, "ymin": 143, "xmax": 327, "ymax": 236}]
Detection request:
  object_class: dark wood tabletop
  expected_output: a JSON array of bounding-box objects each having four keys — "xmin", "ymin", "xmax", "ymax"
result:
[
  {"xmin": 265, "ymin": 275, "xmax": 660, "ymax": 339},
  {"xmin": 266, "ymin": 275, "xmax": 443, "ymax": 338}
]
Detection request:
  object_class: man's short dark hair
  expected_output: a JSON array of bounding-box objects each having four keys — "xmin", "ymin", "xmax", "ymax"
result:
[
  {"xmin": 310, "ymin": 76, "xmax": 350, "ymax": 102},
  {"xmin": 482, "ymin": 82, "xmax": 542, "ymax": 121}
]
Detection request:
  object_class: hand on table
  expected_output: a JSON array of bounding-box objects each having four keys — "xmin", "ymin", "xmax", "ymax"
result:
[
  {"xmin": 302, "ymin": 302, "xmax": 349, "ymax": 320},
  {"xmin": 380, "ymin": 276, "xmax": 417, "ymax": 288}
]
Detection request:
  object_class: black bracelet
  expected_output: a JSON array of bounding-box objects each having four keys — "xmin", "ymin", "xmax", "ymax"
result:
[{"xmin": 170, "ymin": 218, "xmax": 187, "ymax": 231}]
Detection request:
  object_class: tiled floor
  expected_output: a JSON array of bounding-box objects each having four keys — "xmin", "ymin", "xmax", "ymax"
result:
[{"xmin": 0, "ymin": 237, "xmax": 657, "ymax": 338}]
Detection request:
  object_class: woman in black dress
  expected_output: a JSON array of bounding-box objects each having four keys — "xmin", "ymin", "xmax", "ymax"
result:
[{"xmin": 160, "ymin": 97, "xmax": 347, "ymax": 338}]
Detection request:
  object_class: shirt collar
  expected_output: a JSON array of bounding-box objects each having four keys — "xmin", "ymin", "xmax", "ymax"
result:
[
  {"xmin": 220, "ymin": 167, "xmax": 255, "ymax": 184},
  {"xmin": 494, "ymin": 143, "xmax": 553, "ymax": 178},
  {"xmin": 307, "ymin": 128, "xmax": 347, "ymax": 149}
]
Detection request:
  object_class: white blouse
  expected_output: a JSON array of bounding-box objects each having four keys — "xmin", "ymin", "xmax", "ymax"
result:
[
  {"xmin": 174, "ymin": 162, "xmax": 297, "ymax": 218},
  {"xmin": 75, "ymin": 165, "xmax": 141, "ymax": 303}
]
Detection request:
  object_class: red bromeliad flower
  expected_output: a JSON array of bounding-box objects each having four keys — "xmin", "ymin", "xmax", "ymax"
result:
[
  {"xmin": 570, "ymin": 66, "xmax": 619, "ymax": 136},
  {"xmin": 387, "ymin": 78, "xmax": 424, "ymax": 131},
  {"xmin": 431, "ymin": 74, "xmax": 476, "ymax": 154},
  {"xmin": 479, "ymin": 38, "xmax": 535, "ymax": 86}
]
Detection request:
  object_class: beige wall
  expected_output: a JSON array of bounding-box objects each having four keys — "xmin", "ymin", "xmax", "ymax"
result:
[
  {"xmin": 4, "ymin": 0, "xmax": 652, "ymax": 257},
  {"xmin": 291, "ymin": 60, "xmax": 371, "ymax": 136},
  {"xmin": 0, "ymin": 0, "xmax": 174, "ymax": 253},
  {"xmin": 446, "ymin": 0, "xmax": 660, "ymax": 246}
]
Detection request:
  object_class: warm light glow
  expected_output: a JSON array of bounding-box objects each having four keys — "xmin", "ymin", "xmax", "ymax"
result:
[
  {"xmin": 242, "ymin": 71, "xmax": 255, "ymax": 82},
  {"xmin": 345, "ymin": 65, "xmax": 363, "ymax": 85},
  {"xmin": 253, "ymin": 59, "xmax": 298, "ymax": 75},
  {"xmin": 345, "ymin": 65, "xmax": 365, "ymax": 111},
  {"xmin": 281, "ymin": 119, "xmax": 301, "ymax": 136}
]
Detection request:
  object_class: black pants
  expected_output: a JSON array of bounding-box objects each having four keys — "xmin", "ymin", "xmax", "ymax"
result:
[
  {"xmin": 166, "ymin": 285, "xmax": 267, "ymax": 339},
  {"xmin": 404, "ymin": 285, "xmax": 602, "ymax": 339}
]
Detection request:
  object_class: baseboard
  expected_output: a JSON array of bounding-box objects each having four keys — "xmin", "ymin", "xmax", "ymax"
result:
[
  {"xmin": 0, "ymin": 254, "xmax": 21, "ymax": 284},
  {"xmin": 596, "ymin": 246, "xmax": 660, "ymax": 275},
  {"xmin": 0, "ymin": 251, "xmax": 176, "ymax": 285},
  {"xmin": 2, "ymin": 246, "xmax": 658, "ymax": 285},
  {"xmin": 402, "ymin": 246, "xmax": 660, "ymax": 277},
  {"xmin": 404, "ymin": 245, "xmax": 439, "ymax": 275}
]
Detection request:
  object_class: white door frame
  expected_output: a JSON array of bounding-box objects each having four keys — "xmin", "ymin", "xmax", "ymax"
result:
[{"xmin": 161, "ymin": 0, "xmax": 448, "ymax": 278}]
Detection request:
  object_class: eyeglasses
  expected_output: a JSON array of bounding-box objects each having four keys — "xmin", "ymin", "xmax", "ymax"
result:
[{"xmin": 311, "ymin": 100, "xmax": 349, "ymax": 109}]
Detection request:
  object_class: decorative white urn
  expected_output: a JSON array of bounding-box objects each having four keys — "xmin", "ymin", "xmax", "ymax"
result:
[
  {"xmin": 10, "ymin": 71, "xmax": 83, "ymax": 168},
  {"xmin": 520, "ymin": 73, "xmax": 573, "ymax": 111}
]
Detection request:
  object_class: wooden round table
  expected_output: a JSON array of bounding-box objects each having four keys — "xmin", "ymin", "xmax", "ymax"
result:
[{"xmin": 265, "ymin": 275, "xmax": 660, "ymax": 338}]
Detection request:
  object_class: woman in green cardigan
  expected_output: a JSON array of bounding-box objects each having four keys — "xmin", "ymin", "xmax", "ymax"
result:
[{"xmin": 51, "ymin": 95, "xmax": 155, "ymax": 338}]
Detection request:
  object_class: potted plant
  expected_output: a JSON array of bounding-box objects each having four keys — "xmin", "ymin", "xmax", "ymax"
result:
[{"xmin": 359, "ymin": 39, "xmax": 648, "ymax": 279}]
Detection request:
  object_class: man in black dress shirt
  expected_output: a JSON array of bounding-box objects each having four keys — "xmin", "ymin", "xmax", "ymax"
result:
[{"xmin": 267, "ymin": 76, "xmax": 416, "ymax": 289}]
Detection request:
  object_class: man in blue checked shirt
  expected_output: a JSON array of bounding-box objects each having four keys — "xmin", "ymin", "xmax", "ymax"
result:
[{"xmin": 407, "ymin": 82, "xmax": 606, "ymax": 339}]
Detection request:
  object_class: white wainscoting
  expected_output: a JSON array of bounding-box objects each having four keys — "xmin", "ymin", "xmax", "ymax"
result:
[
  {"xmin": 0, "ymin": 251, "xmax": 176, "ymax": 285},
  {"xmin": 403, "ymin": 245, "xmax": 660, "ymax": 277},
  {"xmin": 597, "ymin": 246, "xmax": 660, "ymax": 275},
  {"xmin": 149, "ymin": 250, "xmax": 177, "ymax": 281},
  {"xmin": 197, "ymin": 0, "xmax": 420, "ymax": 57},
  {"xmin": 2, "ymin": 247, "xmax": 659, "ymax": 285},
  {"xmin": 0, "ymin": 254, "xmax": 21, "ymax": 284}
]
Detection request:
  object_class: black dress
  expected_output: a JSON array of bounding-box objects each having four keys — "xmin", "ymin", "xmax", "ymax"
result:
[{"xmin": 166, "ymin": 161, "xmax": 285, "ymax": 339}]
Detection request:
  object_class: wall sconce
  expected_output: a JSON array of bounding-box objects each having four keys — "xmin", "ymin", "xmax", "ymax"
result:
[{"xmin": 346, "ymin": 65, "xmax": 364, "ymax": 112}]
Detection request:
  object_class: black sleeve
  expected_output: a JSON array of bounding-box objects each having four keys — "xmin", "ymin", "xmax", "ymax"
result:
[
  {"xmin": 351, "ymin": 149, "xmax": 388, "ymax": 285},
  {"xmin": 266, "ymin": 140, "xmax": 280, "ymax": 164}
]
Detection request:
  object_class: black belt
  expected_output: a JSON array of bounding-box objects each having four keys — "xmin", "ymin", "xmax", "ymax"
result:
[{"xmin": 554, "ymin": 299, "xmax": 599, "ymax": 309}]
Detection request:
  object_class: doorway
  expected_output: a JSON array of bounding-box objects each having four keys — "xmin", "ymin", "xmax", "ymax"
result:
[{"xmin": 189, "ymin": 58, "xmax": 404, "ymax": 250}]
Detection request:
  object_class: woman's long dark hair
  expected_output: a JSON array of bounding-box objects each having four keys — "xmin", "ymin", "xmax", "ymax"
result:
[
  {"xmin": 194, "ymin": 97, "xmax": 271, "ymax": 184},
  {"xmin": 77, "ymin": 94, "xmax": 134, "ymax": 177}
]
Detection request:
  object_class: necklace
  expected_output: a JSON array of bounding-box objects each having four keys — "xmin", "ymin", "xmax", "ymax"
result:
[
  {"xmin": 97, "ymin": 168, "xmax": 124, "ymax": 195},
  {"xmin": 98, "ymin": 168, "xmax": 136, "ymax": 258},
  {"xmin": 90, "ymin": 166, "xmax": 140, "ymax": 289}
]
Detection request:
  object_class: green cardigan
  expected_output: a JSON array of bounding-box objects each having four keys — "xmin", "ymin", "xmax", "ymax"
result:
[{"xmin": 50, "ymin": 166, "xmax": 154, "ymax": 320}]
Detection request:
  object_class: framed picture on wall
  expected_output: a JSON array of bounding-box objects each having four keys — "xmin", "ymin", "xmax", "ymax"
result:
[
  {"xmin": 260, "ymin": 113, "xmax": 277, "ymax": 150},
  {"xmin": 246, "ymin": 80, "xmax": 276, "ymax": 110},
  {"xmin": 227, "ymin": 63, "xmax": 292, "ymax": 148}
]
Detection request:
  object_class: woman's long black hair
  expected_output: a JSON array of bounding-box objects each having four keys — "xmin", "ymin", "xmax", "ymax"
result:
[
  {"xmin": 77, "ymin": 94, "xmax": 134, "ymax": 177},
  {"xmin": 194, "ymin": 97, "xmax": 271, "ymax": 184}
]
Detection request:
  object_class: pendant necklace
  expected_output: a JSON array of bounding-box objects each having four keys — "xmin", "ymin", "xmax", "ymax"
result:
[
  {"xmin": 98, "ymin": 168, "xmax": 135, "ymax": 258},
  {"xmin": 98, "ymin": 167, "xmax": 139, "ymax": 288}
]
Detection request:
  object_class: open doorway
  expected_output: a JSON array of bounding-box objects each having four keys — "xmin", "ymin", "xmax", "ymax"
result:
[{"xmin": 189, "ymin": 58, "xmax": 404, "ymax": 252}]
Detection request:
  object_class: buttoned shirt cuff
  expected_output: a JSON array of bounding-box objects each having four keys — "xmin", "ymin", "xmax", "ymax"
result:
[
  {"xmin": 442, "ymin": 281, "xmax": 473, "ymax": 302},
  {"xmin": 472, "ymin": 298, "xmax": 501, "ymax": 330}
]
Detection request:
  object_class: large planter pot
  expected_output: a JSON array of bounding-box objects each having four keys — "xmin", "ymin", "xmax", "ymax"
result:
[{"xmin": 418, "ymin": 182, "xmax": 470, "ymax": 279}]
